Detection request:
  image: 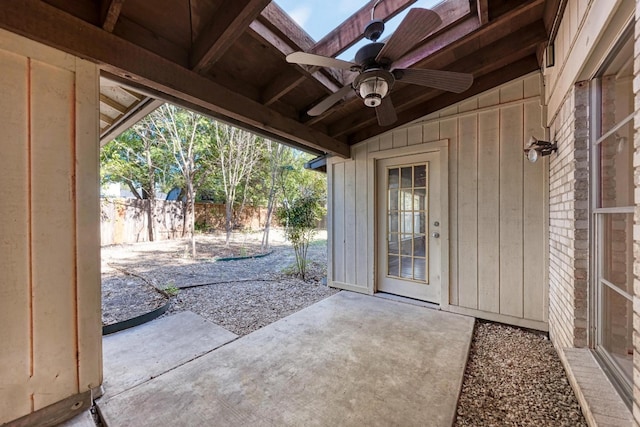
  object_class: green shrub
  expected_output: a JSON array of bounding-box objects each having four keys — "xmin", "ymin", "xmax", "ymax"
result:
[{"xmin": 276, "ymin": 194, "xmax": 325, "ymax": 280}]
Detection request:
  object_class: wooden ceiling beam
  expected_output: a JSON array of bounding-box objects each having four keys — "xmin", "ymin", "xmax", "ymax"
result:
[
  {"xmin": 190, "ymin": 0, "xmax": 272, "ymax": 73},
  {"xmin": 101, "ymin": 97, "xmax": 164, "ymax": 146},
  {"xmin": 112, "ymin": 15, "xmax": 189, "ymax": 66},
  {"xmin": 0, "ymin": 0, "xmax": 350, "ymax": 157},
  {"xmin": 100, "ymin": 93, "xmax": 128, "ymax": 114},
  {"xmin": 246, "ymin": 19, "xmax": 343, "ymax": 104},
  {"xmin": 259, "ymin": 2, "xmax": 315, "ymax": 52},
  {"xmin": 393, "ymin": 0, "xmax": 544, "ymax": 70},
  {"xmin": 100, "ymin": 0, "xmax": 125, "ymax": 32},
  {"xmin": 348, "ymin": 55, "xmax": 541, "ymax": 143},
  {"xmin": 476, "ymin": 0, "xmax": 489, "ymax": 25},
  {"xmin": 100, "ymin": 113, "xmax": 115, "ymax": 126},
  {"xmin": 311, "ymin": 0, "xmax": 417, "ymax": 58},
  {"xmin": 389, "ymin": 22, "xmax": 546, "ymax": 110}
]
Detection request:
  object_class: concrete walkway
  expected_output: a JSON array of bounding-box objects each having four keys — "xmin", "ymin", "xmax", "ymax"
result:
[{"xmin": 97, "ymin": 292, "xmax": 474, "ymax": 426}]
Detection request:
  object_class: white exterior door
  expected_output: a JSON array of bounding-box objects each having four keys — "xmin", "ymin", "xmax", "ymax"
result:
[{"xmin": 376, "ymin": 152, "xmax": 441, "ymax": 303}]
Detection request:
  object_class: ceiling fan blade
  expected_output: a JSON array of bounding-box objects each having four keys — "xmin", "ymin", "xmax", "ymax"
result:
[
  {"xmin": 307, "ymin": 85, "xmax": 354, "ymax": 116},
  {"xmin": 395, "ymin": 68, "xmax": 473, "ymax": 93},
  {"xmin": 376, "ymin": 9, "xmax": 442, "ymax": 64},
  {"xmin": 286, "ymin": 52, "xmax": 357, "ymax": 70},
  {"xmin": 376, "ymin": 96, "xmax": 398, "ymax": 127}
]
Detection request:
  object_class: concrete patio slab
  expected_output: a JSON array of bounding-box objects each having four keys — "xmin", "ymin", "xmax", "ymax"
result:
[
  {"xmin": 57, "ymin": 410, "xmax": 95, "ymax": 427},
  {"xmin": 100, "ymin": 311, "xmax": 238, "ymax": 399},
  {"xmin": 98, "ymin": 292, "xmax": 474, "ymax": 427}
]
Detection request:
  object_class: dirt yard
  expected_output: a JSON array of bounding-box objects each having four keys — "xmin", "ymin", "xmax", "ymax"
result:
[{"xmin": 101, "ymin": 229, "xmax": 337, "ymax": 331}]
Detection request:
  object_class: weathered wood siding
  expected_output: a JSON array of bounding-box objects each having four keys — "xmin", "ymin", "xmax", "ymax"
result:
[
  {"xmin": 0, "ymin": 29, "xmax": 101, "ymax": 423},
  {"xmin": 328, "ymin": 73, "xmax": 549, "ymax": 330}
]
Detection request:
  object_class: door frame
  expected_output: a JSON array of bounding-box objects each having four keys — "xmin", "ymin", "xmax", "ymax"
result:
[{"xmin": 367, "ymin": 138, "xmax": 450, "ymax": 307}]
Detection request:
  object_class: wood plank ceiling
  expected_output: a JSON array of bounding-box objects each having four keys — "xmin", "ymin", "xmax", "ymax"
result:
[{"xmin": 0, "ymin": 0, "xmax": 561, "ymax": 158}]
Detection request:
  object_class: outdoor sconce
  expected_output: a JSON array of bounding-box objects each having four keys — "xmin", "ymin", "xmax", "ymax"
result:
[{"xmin": 524, "ymin": 136, "xmax": 558, "ymax": 163}]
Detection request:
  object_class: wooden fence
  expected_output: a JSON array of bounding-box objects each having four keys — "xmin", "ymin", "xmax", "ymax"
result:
[
  {"xmin": 100, "ymin": 199, "xmax": 185, "ymax": 245},
  {"xmin": 100, "ymin": 199, "xmax": 272, "ymax": 245}
]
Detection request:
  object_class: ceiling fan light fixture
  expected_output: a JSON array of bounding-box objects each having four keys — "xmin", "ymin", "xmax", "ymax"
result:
[{"xmin": 359, "ymin": 76, "xmax": 388, "ymax": 108}]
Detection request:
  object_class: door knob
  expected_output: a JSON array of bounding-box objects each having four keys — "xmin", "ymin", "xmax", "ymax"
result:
[{"xmin": 432, "ymin": 232, "xmax": 440, "ymax": 238}]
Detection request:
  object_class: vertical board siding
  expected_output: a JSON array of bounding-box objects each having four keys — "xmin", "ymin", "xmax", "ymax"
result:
[
  {"xmin": 0, "ymin": 33, "xmax": 101, "ymax": 424},
  {"xmin": 327, "ymin": 73, "xmax": 548, "ymax": 329},
  {"xmin": 354, "ymin": 145, "xmax": 368, "ymax": 287},
  {"xmin": 30, "ymin": 60, "xmax": 78, "ymax": 410},
  {"xmin": 344, "ymin": 160, "xmax": 356, "ymax": 285},
  {"xmin": 74, "ymin": 59, "xmax": 102, "ymax": 390},
  {"xmin": 498, "ymin": 104, "xmax": 525, "ymax": 318},
  {"xmin": 477, "ymin": 110, "xmax": 500, "ymax": 313},
  {"xmin": 332, "ymin": 162, "xmax": 346, "ymax": 284},
  {"xmin": 440, "ymin": 118, "xmax": 459, "ymax": 305},
  {"xmin": 523, "ymin": 100, "xmax": 547, "ymax": 321},
  {"xmin": 0, "ymin": 49, "xmax": 32, "ymax": 422},
  {"xmin": 457, "ymin": 115, "xmax": 479, "ymax": 309}
]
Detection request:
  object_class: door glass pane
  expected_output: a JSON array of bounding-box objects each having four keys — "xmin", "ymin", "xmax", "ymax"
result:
[
  {"xmin": 415, "ymin": 189, "xmax": 426, "ymax": 211},
  {"xmin": 388, "ymin": 234, "xmax": 399, "ymax": 254},
  {"xmin": 401, "ymin": 212, "xmax": 413, "ymax": 234},
  {"xmin": 417, "ymin": 212, "xmax": 426, "ymax": 234},
  {"xmin": 414, "ymin": 165, "xmax": 426, "ymax": 187},
  {"xmin": 389, "ymin": 212, "xmax": 399, "ymax": 233},
  {"xmin": 388, "ymin": 255, "xmax": 399, "ymax": 276},
  {"xmin": 401, "ymin": 167, "xmax": 412, "ymax": 188},
  {"xmin": 400, "ymin": 234, "xmax": 412, "ymax": 255},
  {"xmin": 400, "ymin": 257, "xmax": 413, "ymax": 278},
  {"xmin": 386, "ymin": 164, "xmax": 429, "ymax": 282},
  {"xmin": 400, "ymin": 190, "xmax": 412, "ymax": 210},
  {"xmin": 601, "ymin": 285, "xmax": 633, "ymax": 380},
  {"xmin": 389, "ymin": 168, "xmax": 399, "ymax": 188},
  {"xmin": 414, "ymin": 258, "xmax": 426, "ymax": 281},
  {"xmin": 601, "ymin": 213, "xmax": 633, "ymax": 294},
  {"xmin": 599, "ymin": 121, "xmax": 633, "ymax": 208},
  {"xmin": 413, "ymin": 235, "xmax": 426, "ymax": 257},
  {"xmin": 389, "ymin": 190, "xmax": 398, "ymax": 211}
]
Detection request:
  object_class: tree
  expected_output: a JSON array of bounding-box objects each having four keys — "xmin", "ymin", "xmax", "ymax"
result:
[
  {"xmin": 141, "ymin": 104, "xmax": 213, "ymax": 256},
  {"xmin": 261, "ymin": 141, "xmax": 292, "ymax": 249},
  {"xmin": 211, "ymin": 121, "xmax": 263, "ymax": 245},
  {"xmin": 101, "ymin": 128, "xmax": 171, "ymax": 241},
  {"xmin": 276, "ymin": 192, "xmax": 325, "ymax": 280}
]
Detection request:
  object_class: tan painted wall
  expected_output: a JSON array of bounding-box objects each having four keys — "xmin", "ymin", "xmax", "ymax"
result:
[
  {"xmin": 0, "ymin": 29, "xmax": 101, "ymax": 423},
  {"xmin": 328, "ymin": 73, "xmax": 549, "ymax": 331},
  {"xmin": 544, "ymin": 0, "xmax": 633, "ymax": 119}
]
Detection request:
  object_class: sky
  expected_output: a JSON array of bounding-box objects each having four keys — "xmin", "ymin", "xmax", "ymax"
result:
[{"xmin": 275, "ymin": 0, "xmax": 442, "ymax": 60}]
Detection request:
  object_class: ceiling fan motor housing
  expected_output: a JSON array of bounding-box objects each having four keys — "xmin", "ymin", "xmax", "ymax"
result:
[{"xmin": 355, "ymin": 42, "xmax": 388, "ymax": 70}]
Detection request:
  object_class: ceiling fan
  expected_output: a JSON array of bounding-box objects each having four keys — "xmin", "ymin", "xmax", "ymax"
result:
[{"xmin": 286, "ymin": 6, "xmax": 474, "ymax": 126}]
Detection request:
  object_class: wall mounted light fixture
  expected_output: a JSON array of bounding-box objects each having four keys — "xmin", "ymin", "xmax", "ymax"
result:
[{"xmin": 524, "ymin": 136, "xmax": 558, "ymax": 163}]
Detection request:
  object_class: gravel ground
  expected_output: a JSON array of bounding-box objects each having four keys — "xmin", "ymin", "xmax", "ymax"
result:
[
  {"xmin": 167, "ymin": 275, "xmax": 338, "ymax": 336},
  {"xmin": 102, "ymin": 274, "xmax": 167, "ymax": 325},
  {"xmin": 454, "ymin": 321, "xmax": 587, "ymax": 426},
  {"xmin": 101, "ymin": 230, "xmax": 336, "ymax": 329}
]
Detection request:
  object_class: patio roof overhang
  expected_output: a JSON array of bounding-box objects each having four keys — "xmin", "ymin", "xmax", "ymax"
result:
[{"xmin": 0, "ymin": 0, "xmax": 563, "ymax": 157}]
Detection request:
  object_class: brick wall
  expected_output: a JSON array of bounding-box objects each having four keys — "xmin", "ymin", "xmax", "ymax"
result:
[
  {"xmin": 548, "ymin": 81, "xmax": 590, "ymax": 349},
  {"xmin": 633, "ymin": 1, "xmax": 640, "ymax": 423}
]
